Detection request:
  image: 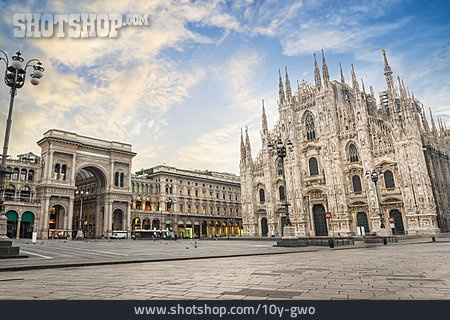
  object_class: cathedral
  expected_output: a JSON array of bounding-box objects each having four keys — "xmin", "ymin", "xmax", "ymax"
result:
[{"xmin": 240, "ymin": 49, "xmax": 449, "ymax": 237}]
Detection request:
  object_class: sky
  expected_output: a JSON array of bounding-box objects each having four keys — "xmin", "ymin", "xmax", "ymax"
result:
[{"xmin": 0, "ymin": 0, "xmax": 449, "ymax": 175}]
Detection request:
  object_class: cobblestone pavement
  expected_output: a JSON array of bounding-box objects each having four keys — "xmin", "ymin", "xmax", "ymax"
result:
[{"xmin": 0, "ymin": 241, "xmax": 449, "ymax": 300}]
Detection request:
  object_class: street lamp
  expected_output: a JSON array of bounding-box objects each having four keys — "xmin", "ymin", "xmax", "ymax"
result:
[
  {"xmin": 75, "ymin": 190, "xmax": 89, "ymax": 239},
  {"xmin": 0, "ymin": 50, "xmax": 44, "ymax": 240},
  {"xmin": 267, "ymin": 138, "xmax": 295, "ymax": 238},
  {"xmin": 365, "ymin": 170, "xmax": 387, "ymax": 235}
]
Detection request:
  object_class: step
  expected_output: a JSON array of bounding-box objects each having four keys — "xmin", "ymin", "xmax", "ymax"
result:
[
  {"xmin": 0, "ymin": 240, "xmax": 13, "ymax": 247},
  {"xmin": 0, "ymin": 246, "xmax": 20, "ymax": 256}
]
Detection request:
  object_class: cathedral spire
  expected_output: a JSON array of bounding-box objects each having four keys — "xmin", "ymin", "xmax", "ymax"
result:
[
  {"xmin": 361, "ymin": 78, "xmax": 366, "ymax": 93},
  {"xmin": 240, "ymin": 128, "xmax": 246, "ymax": 162},
  {"xmin": 339, "ymin": 62, "xmax": 345, "ymax": 84},
  {"xmin": 261, "ymin": 99, "xmax": 268, "ymax": 133},
  {"xmin": 314, "ymin": 52, "xmax": 322, "ymax": 91},
  {"xmin": 321, "ymin": 49, "xmax": 330, "ymax": 86},
  {"xmin": 278, "ymin": 69, "xmax": 286, "ymax": 105},
  {"xmin": 429, "ymin": 108, "xmax": 438, "ymax": 135},
  {"xmin": 438, "ymin": 117, "xmax": 445, "ymax": 134},
  {"xmin": 382, "ymin": 48, "xmax": 395, "ymax": 94},
  {"xmin": 285, "ymin": 66, "xmax": 292, "ymax": 103},
  {"xmin": 398, "ymin": 76, "xmax": 407, "ymax": 99},
  {"xmin": 351, "ymin": 64, "xmax": 359, "ymax": 91},
  {"xmin": 245, "ymin": 126, "xmax": 252, "ymax": 159},
  {"xmin": 421, "ymin": 106, "xmax": 430, "ymax": 132}
]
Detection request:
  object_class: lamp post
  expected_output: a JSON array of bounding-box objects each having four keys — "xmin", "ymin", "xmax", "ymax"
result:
[
  {"xmin": 0, "ymin": 50, "xmax": 44, "ymax": 240},
  {"xmin": 365, "ymin": 170, "xmax": 388, "ymax": 236},
  {"xmin": 268, "ymin": 138, "xmax": 295, "ymax": 239},
  {"xmin": 75, "ymin": 190, "xmax": 89, "ymax": 239}
]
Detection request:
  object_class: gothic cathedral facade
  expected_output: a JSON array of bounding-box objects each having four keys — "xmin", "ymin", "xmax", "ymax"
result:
[{"xmin": 240, "ymin": 50, "xmax": 449, "ymax": 237}]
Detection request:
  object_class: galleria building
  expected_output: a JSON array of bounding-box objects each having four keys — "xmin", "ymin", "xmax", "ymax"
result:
[
  {"xmin": 240, "ymin": 50, "xmax": 449, "ymax": 237},
  {"xmin": 3, "ymin": 130, "xmax": 242, "ymax": 239}
]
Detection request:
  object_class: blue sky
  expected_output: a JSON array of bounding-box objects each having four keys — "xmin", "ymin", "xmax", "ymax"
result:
[{"xmin": 0, "ymin": 0, "xmax": 449, "ymax": 174}]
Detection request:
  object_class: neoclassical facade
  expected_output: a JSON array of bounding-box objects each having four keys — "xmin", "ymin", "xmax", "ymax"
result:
[
  {"xmin": 4, "ymin": 130, "xmax": 242, "ymax": 239},
  {"xmin": 240, "ymin": 50, "xmax": 449, "ymax": 237},
  {"xmin": 130, "ymin": 165, "xmax": 242, "ymax": 239}
]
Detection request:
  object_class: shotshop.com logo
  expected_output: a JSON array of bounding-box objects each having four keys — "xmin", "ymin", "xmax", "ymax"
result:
[{"xmin": 13, "ymin": 13, "xmax": 150, "ymax": 38}]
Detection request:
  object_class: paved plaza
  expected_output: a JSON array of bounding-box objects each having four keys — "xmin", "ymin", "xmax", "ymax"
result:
[{"xmin": 0, "ymin": 239, "xmax": 449, "ymax": 300}]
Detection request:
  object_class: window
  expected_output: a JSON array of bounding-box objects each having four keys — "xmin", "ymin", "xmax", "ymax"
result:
[
  {"xmin": 384, "ymin": 170, "xmax": 395, "ymax": 189},
  {"xmin": 209, "ymin": 207, "xmax": 213, "ymax": 214},
  {"xmin": 187, "ymin": 205, "xmax": 191, "ymax": 213},
  {"xmin": 119, "ymin": 173, "xmax": 124, "ymax": 187},
  {"xmin": 195, "ymin": 206, "xmax": 199, "ymax": 214},
  {"xmin": 179, "ymin": 204, "xmax": 184, "ymax": 212},
  {"xmin": 259, "ymin": 189, "xmax": 265, "ymax": 203},
  {"xmin": 202, "ymin": 207, "xmax": 206, "ymax": 214},
  {"xmin": 54, "ymin": 164, "xmax": 60, "ymax": 180},
  {"xmin": 20, "ymin": 186, "xmax": 31, "ymax": 202},
  {"xmin": 114, "ymin": 172, "xmax": 119, "ymax": 186},
  {"xmin": 305, "ymin": 113, "xmax": 316, "ymax": 140},
  {"xmin": 20, "ymin": 169, "xmax": 27, "ymax": 181},
  {"xmin": 13, "ymin": 168, "xmax": 19, "ymax": 180},
  {"xmin": 309, "ymin": 157, "xmax": 319, "ymax": 176},
  {"xmin": 188, "ymin": 189, "xmax": 191, "ymax": 196},
  {"xmin": 27, "ymin": 170, "xmax": 34, "ymax": 181},
  {"xmin": 352, "ymin": 175, "xmax": 362, "ymax": 192},
  {"xmin": 348, "ymin": 143, "xmax": 359, "ymax": 162},
  {"xmin": 279, "ymin": 185, "xmax": 285, "ymax": 201},
  {"xmin": 195, "ymin": 190, "xmax": 198, "ymax": 197}
]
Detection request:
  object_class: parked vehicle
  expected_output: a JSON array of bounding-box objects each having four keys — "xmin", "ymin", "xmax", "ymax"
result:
[{"xmin": 110, "ymin": 231, "xmax": 128, "ymax": 239}]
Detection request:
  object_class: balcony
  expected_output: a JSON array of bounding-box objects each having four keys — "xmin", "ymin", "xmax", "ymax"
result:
[{"xmin": 4, "ymin": 197, "xmax": 41, "ymax": 205}]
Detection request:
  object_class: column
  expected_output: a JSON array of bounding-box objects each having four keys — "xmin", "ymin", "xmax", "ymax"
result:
[
  {"xmin": 95, "ymin": 198, "xmax": 102, "ymax": 238},
  {"xmin": 41, "ymin": 196, "xmax": 50, "ymax": 239},
  {"xmin": 126, "ymin": 202, "xmax": 131, "ymax": 238},
  {"xmin": 70, "ymin": 154, "xmax": 76, "ymax": 183},
  {"xmin": 47, "ymin": 150, "xmax": 54, "ymax": 182},
  {"xmin": 16, "ymin": 217, "xmax": 21, "ymax": 239},
  {"xmin": 67, "ymin": 197, "xmax": 74, "ymax": 239}
]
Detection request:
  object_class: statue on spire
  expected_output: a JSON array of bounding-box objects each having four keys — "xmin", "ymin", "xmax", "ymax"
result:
[
  {"xmin": 240, "ymin": 128, "xmax": 246, "ymax": 162},
  {"xmin": 382, "ymin": 48, "xmax": 395, "ymax": 94}
]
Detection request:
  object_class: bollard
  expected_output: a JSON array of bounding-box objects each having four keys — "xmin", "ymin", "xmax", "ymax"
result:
[
  {"xmin": 383, "ymin": 237, "xmax": 387, "ymax": 245},
  {"xmin": 432, "ymin": 236, "xmax": 436, "ymax": 242},
  {"xmin": 329, "ymin": 239, "xmax": 335, "ymax": 248}
]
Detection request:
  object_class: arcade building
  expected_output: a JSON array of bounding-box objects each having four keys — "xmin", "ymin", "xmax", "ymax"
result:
[{"xmin": 3, "ymin": 129, "xmax": 242, "ymax": 239}]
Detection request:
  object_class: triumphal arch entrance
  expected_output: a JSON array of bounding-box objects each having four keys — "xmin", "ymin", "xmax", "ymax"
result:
[{"xmin": 36, "ymin": 129, "xmax": 135, "ymax": 239}]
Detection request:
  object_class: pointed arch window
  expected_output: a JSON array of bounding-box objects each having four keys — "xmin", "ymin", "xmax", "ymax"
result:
[
  {"xmin": 279, "ymin": 185, "xmax": 285, "ymax": 201},
  {"xmin": 259, "ymin": 188, "xmax": 265, "ymax": 204},
  {"xmin": 352, "ymin": 175, "xmax": 362, "ymax": 193},
  {"xmin": 384, "ymin": 170, "xmax": 395, "ymax": 189},
  {"xmin": 305, "ymin": 113, "xmax": 316, "ymax": 140},
  {"xmin": 309, "ymin": 157, "xmax": 319, "ymax": 176},
  {"xmin": 348, "ymin": 143, "xmax": 359, "ymax": 162}
]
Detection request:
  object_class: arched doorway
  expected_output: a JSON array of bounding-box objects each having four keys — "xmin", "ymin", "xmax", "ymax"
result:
[
  {"xmin": 49, "ymin": 205, "xmax": 65, "ymax": 238},
  {"xmin": 20, "ymin": 211, "xmax": 35, "ymax": 239},
  {"xmin": 112, "ymin": 209, "xmax": 123, "ymax": 230},
  {"xmin": 142, "ymin": 218, "xmax": 151, "ymax": 230},
  {"xmin": 6, "ymin": 210, "xmax": 18, "ymax": 238},
  {"xmin": 313, "ymin": 204, "xmax": 328, "ymax": 236},
  {"xmin": 132, "ymin": 217, "xmax": 141, "ymax": 230},
  {"xmin": 261, "ymin": 218, "xmax": 268, "ymax": 237},
  {"xmin": 74, "ymin": 166, "xmax": 107, "ymax": 239},
  {"xmin": 152, "ymin": 218, "xmax": 160, "ymax": 230},
  {"xmin": 193, "ymin": 222, "xmax": 200, "ymax": 238},
  {"xmin": 389, "ymin": 210, "xmax": 405, "ymax": 235},
  {"xmin": 356, "ymin": 212, "xmax": 370, "ymax": 235},
  {"xmin": 201, "ymin": 220, "xmax": 207, "ymax": 238}
]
